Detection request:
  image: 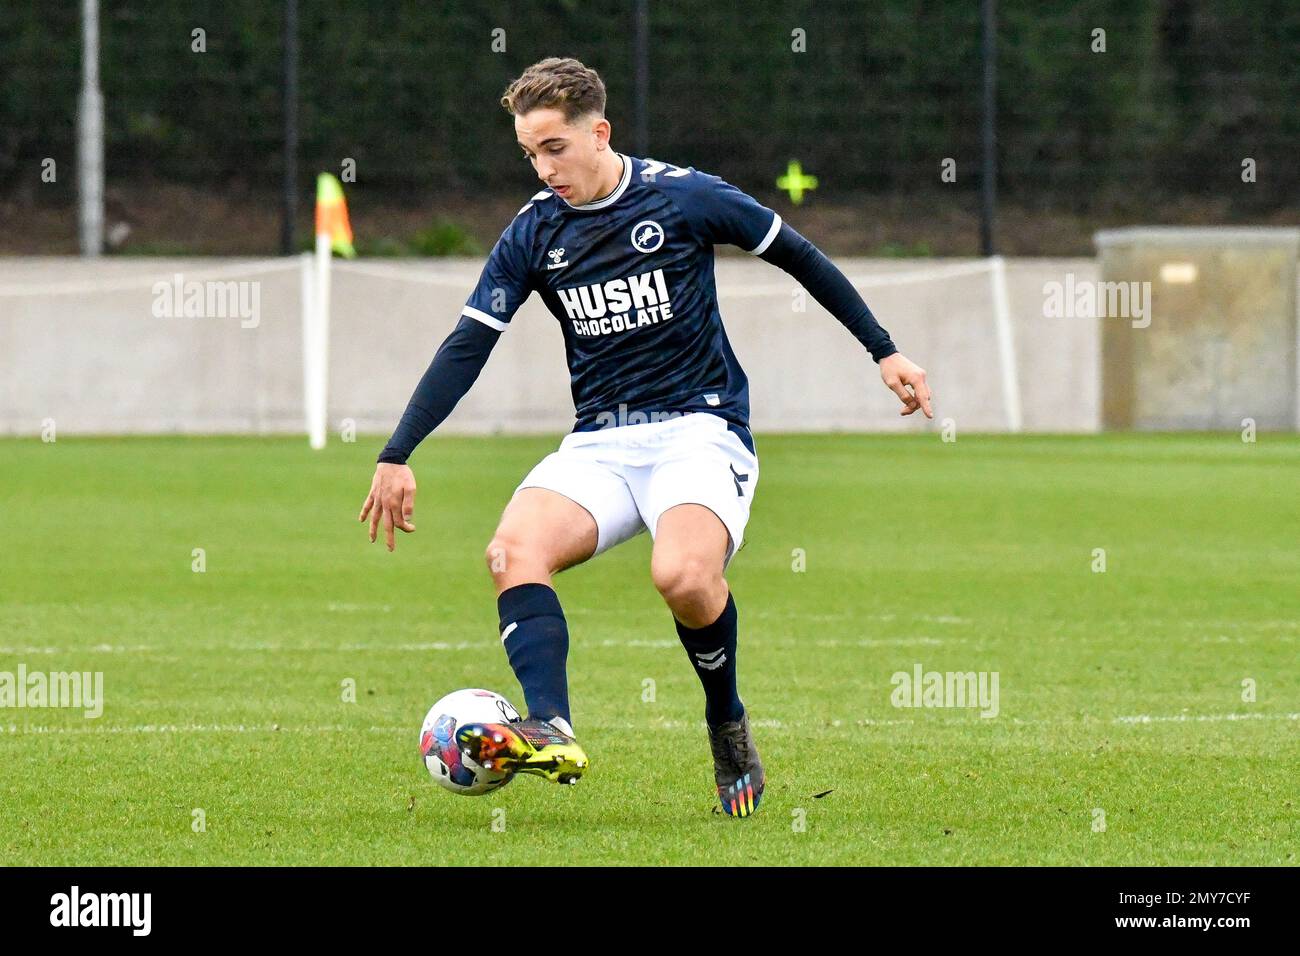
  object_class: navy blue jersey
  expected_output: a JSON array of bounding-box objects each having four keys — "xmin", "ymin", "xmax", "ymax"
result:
[
  {"xmin": 461, "ymin": 153, "xmax": 785, "ymax": 444},
  {"xmin": 378, "ymin": 152, "xmax": 896, "ymax": 465}
]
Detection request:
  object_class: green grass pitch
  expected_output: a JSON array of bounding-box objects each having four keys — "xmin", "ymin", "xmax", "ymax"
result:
[{"xmin": 1, "ymin": 432, "xmax": 1296, "ymax": 865}]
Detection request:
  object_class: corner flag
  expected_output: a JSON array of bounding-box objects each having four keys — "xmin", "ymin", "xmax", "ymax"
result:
[{"xmin": 315, "ymin": 173, "xmax": 355, "ymax": 258}]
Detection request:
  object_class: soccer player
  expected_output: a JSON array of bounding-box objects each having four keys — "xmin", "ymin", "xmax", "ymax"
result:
[{"xmin": 360, "ymin": 57, "xmax": 932, "ymax": 817}]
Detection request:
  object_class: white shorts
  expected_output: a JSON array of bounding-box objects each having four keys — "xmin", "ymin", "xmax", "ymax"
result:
[{"xmin": 514, "ymin": 412, "xmax": 759, "ymax": 568}]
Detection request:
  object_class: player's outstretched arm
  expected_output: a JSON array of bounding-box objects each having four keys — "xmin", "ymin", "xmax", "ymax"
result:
[
  {"xmin": 361, "ymin": 314, "xmax": 502, "ymax": 551},
  {"xmin": 759, "ymin": 221, "xmax": 932, "ymax": 419}
]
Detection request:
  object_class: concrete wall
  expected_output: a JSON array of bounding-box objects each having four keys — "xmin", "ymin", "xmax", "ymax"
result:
[
  {"xmin": 0, "ymin": 256, "xmax": 1100, "ymax": 438},
  {"xmin": 1097, "ymin": 228, "xmax": 1300, "ymax": 431}
]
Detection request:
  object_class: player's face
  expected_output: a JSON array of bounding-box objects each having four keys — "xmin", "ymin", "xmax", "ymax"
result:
[{"xmin": 515, "ymin": 108, "xmax": 611, "ymax": 205}]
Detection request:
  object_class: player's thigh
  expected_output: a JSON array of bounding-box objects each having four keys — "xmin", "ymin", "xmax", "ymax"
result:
[
  {"xmin": 640, "ymin": 424, "xmax": 758, "ymax": 572},
  {"xmin": 489, "ymin": 487, "xmax": 599, "ymax": 574},
  {"xmin": 509, "ymin": 444, "xmax": 646, "ymax": 562}
]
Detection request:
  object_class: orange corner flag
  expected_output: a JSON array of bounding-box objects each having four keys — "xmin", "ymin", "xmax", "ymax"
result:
[{"xmin": 315, "ymin": 173, "xmax": 356, "ymax": 258}]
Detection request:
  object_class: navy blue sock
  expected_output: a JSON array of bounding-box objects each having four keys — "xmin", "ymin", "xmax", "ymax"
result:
[
  {"xmin": 675, "ymin": 591, "xmax": 744, "ymax": 729},
  {"xmin": 498, "ymin": 583, "xmax": 571, "ymax": 728}
]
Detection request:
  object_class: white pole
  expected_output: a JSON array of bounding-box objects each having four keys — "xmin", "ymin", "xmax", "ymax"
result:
[
  {"xmin": 78, "ymin": 0, "xmax": 104, "ymax": 256},
  {"xmin": 307, "ymin": 234, "xmax": 332, "ymax": 449},
  {"xmin": 990, "ymin": 255, "xmax": 1022, "ymax": 432},
  {"xmin": 300, "ymin": 252, "xmax": 317, "ymax": 447}
]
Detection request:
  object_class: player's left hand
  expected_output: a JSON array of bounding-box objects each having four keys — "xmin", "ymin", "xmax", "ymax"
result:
[{"xmin": 879, "ymin": 352, "xmax": 933, "ymax": 418}]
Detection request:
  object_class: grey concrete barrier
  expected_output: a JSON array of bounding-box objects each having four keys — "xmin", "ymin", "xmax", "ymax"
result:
[{"xmin": 0, "ymin": 256, "xmax": 1102, "ymax": 439}]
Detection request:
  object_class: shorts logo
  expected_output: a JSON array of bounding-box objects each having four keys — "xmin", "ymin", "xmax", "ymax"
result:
[
  {"xmin": 631, "ymin": 220, "xmax": 665, "ymax": 253},
  {"xmin": 730, "ymin": 463, "xmax": 749, "ymax": 497}
]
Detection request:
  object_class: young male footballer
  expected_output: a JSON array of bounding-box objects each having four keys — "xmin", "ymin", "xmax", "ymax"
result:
[{"xmin": 360, "ymin": 57, "xmax": 932, "ymax": 817}]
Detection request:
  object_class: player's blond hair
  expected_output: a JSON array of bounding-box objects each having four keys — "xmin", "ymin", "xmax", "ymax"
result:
[{"xmin": 500, "ymin": 57, "xmax": 606, "ymax": 124}]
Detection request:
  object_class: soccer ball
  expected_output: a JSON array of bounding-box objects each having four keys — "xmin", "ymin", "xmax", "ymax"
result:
[{"xmin": 419, "ymin": 688, "xmax": 521, "ymax": 796}]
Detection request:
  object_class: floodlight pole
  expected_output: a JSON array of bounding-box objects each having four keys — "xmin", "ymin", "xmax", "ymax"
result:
[
  {"xmin": 633, "ymin": 0, "xmax": 650, "ymax": 156},
  {"xmin": 78, "ymin": 0, "xmax": 104, "ymax": 256},
  {"xmin": 282, "ymin": 0, "xmax": 300, "ymax": 255},
  {"xmin": 979, "ymin": 0, "xmax": 997, "ymax": 257}
]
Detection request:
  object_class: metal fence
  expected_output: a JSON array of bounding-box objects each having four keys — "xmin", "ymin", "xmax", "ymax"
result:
[{"xmin": 2, "ymin": 0, "xmax": 1296, "ymax": 253}]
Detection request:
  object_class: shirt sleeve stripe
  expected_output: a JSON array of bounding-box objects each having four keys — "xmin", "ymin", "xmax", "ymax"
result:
[
  {"xmin": 461, "ymin": 305, "xmax": 510, "ymax": 332},
  {"xmin": 747, "ymin": 212, "xmax": 783, "ymax": 256}
]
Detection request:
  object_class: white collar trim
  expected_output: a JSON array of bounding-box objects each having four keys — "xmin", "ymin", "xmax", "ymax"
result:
[{"xmin": 559, "ymin": 153, "xmax": 631, "ymax": 211}]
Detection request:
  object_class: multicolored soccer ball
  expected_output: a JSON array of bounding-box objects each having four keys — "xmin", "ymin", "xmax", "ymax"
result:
[{"xmin": 419, "ymin": 688, "xmax": 521, "ymax": 795}]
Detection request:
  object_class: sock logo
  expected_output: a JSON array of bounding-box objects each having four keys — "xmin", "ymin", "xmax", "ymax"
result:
[
  {"xmin": 500, "ymin": 621, "xmax": 518, "ymax": 644},
  {"xmin": 694, "ymin": 647, "xmax": 727, "ymax": 671}
]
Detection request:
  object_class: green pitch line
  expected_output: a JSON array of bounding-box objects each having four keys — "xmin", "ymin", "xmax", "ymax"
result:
[{"xmin": 0, "ymin": 433, "xmax": 1296, "ymax": 865}]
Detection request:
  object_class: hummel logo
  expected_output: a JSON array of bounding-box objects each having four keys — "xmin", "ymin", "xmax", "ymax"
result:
[
  {"xmin": 730, "ymin": 464, "xmax": 749, "ymax": 497},
  {"xmin": 694, "ymin": 647, "xmax": 727, "ymax": 671},
  {"xmin": 546, "ymin": 247, "xmax": 569, "ymax": 270}
]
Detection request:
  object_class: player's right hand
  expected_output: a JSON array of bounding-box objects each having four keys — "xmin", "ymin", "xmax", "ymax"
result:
[{"xmin": 359, "ymin": 463, "xmax": 416, "ymax": 552}]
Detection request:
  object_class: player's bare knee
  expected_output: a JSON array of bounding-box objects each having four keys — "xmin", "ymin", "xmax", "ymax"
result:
[
  {"xmin": 651, "ymin": 555, "xmax": 720, "ymax": 607},
  {"xmin": 485, "ymin": 533, "xmax": 556, "ymax": 584},
  {"xmin": 485, "ymin": 535, "xmax": 524, "ymax": 577}
]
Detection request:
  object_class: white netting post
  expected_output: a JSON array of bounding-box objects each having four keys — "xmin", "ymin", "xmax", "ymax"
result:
[
  {"xmin": 989, "ymin": 255, "xmax": 1022, "ymax": 432},
  {"xmin": 303, "ymin": 243, "xmax": 329, "ymax": 450}
]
